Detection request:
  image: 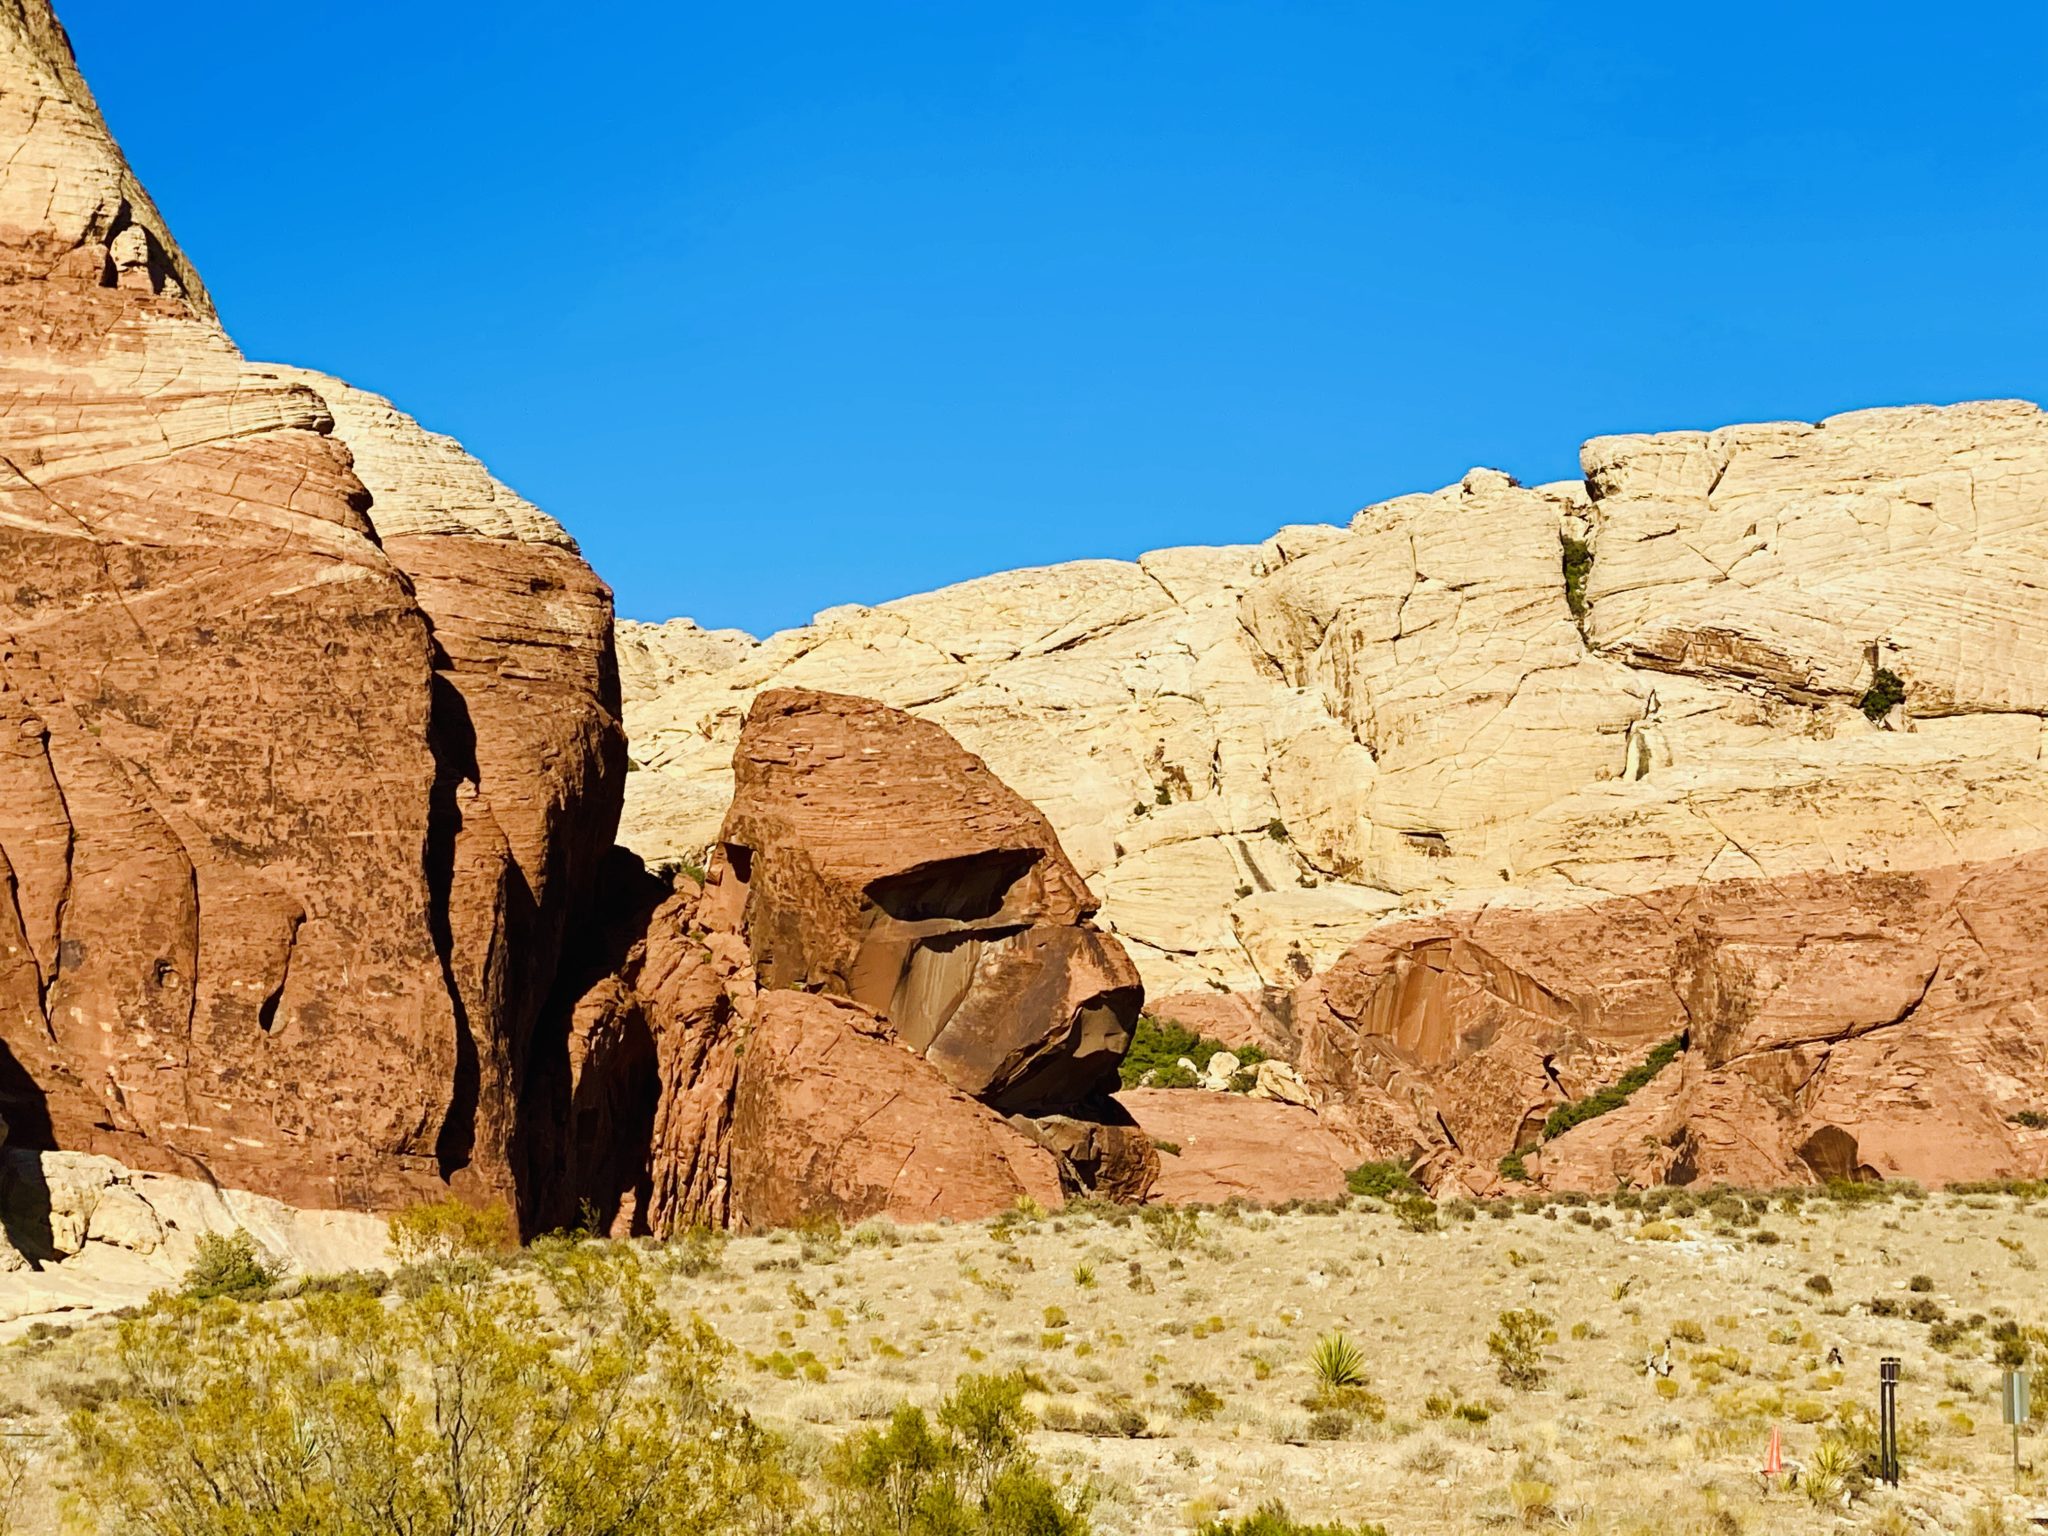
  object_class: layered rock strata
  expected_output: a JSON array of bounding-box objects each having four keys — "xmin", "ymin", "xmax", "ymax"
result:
[
  {"xmin": 0, "ymin": 0, "xmax": 623, "ymax": 1218},
  {"xmin": 620, "ymin": 403, "xmax": 2048, "ymax": 1190}
]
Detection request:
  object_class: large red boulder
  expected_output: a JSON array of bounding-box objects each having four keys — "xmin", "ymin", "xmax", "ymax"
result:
[{"xmin": 717, "ymin": 689, "xmax": 1142, "ymax": 1112}]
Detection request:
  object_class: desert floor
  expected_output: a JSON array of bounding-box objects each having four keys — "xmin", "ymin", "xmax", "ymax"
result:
[{"xmin": 4, "ymin": 1184, "xmax": 2045, "ymax": 1534}]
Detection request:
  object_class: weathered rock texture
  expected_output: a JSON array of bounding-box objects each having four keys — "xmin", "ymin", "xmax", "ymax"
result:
[
  {"xmin": 722, "ymin": 690, "xmax": 1141, "ymax": 1111},
  {"xmin": 546, "ymin": 691, "xmax": 1145, "ymax": 1231},
  {"xmin": 621, "ymin": 403, "xmax": 2048, "ymax": 1191},
  {"xmin": 1116, "ymin": 1089, "xmax": 1353, "ymax": 1207},
  {"xmin": 0, "ymin": 1145, "xmax": 391, "ymax": 1338},
  {"xmin": 0, "ymin": 1, "xmax": 623, "ymax": 1219}
]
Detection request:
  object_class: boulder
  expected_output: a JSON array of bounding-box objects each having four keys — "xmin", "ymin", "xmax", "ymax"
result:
[
  {"xmin": 715, "ymin": 689, "xmax": 1141, "ymax": 1112},
  {"xmin": 1008, "ymin": 1102, "xmax": 1160, "ymax": 1203},
  {"xmin": 547, "ymin": 694, "xmax": 1156, "ymax": 1232},
  {"xmin": 728, "ymin": 991, "xmax": 1065, "ymax": 1227},
  {"xmin": 1247, "ymin": 1059, "xmax": 1314, "ymax": 1108},
  {"xmin": 1117, "ymin": 1090, "xmax": 1354, "ymax": 1206}
]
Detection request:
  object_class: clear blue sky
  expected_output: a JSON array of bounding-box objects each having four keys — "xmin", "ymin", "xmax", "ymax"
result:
[{"xmin": 64, "ymin": 2, "xmax": 2048, "ymax": 636}]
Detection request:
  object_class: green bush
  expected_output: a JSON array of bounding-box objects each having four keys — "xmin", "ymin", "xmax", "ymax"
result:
[
  {"xmin": 1541, "ymin": 1035, "xmax": 1683, "ymax": 1142},
  {"xmin": 1497, "ymin": 1149, "xmax": 1531, "ymax": 1183},
  {"xmin": 179, "ymin": 1229, "xmax": 283, "ymax": 1301},
  {"xmin": 1560, "ymin": 535, "xmax": 1592, "ymax": 620},
  {"xmin": 825, "ymin": 1370, "xmax": 1090, "ymax": 1535},
  {"xmin": 386, "ymin": 1194, "xmax": 514, "ymax": 1264},
  {"xmin": 1344, "ymin": 1161, "xmax": 1419, "ymax": 1199},
  {"xmin": 1393, "ymin": 1195, "xmax": 1438, "ymax": 1233},
  {"xmin": 1859, "ymin": 666, "xmax": 1906, "ymax": 722},
  {"xmin": 72, "ymin": 1245, "xmax": 804, "ymax": 1536},
  {"xmin": 1488, "ymin": 1308, "xmax": 1552, "ymax": 1390},
  {"xmin": 1119, "ymin": 1016, "xmax": 1267, "ymax": 1090}
]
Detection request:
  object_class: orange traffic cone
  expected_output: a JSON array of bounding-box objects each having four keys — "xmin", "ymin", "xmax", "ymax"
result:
[{"xmin": 1762, "ymin": 1425, "xmax": 1783, "ymax": 1484}]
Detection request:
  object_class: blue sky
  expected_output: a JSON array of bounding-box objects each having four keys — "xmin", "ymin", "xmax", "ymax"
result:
[{"xmin": 65, "ymin": 3, "xmax": 2048, "ymax": 636}]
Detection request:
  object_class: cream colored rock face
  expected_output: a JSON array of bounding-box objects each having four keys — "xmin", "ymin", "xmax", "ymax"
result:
[{"xmin": 618, "ymin": 401, "xmax": 2048, "ymax": 1001}]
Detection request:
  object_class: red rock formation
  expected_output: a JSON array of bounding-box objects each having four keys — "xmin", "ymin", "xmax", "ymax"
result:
[
  {"xmin": 0, "ymin": 1, "xmax": 622, "ymax": 1218},
  {"xmin": 1117, "ymin": 1089, "xmax": 1354, "ymax": 1206},
  {"xmin": 719, "ymin": 689, "xmax": 1142, "ymax": 1112},
  {"xmin": 1291, "ymin": 854, "xmax": 2048, "ymax": 1192},
  {"xmin": 549, "ymin": 690, "xmax": 1151, "ymax": 1231}
]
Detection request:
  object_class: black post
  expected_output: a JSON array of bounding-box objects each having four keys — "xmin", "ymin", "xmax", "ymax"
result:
[{"xmin": 1879, "ymin": 1356, "xmax": 1901, "ymax": 1486}]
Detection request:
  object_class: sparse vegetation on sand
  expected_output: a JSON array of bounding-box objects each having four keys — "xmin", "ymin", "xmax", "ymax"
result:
[{"xmin": 6, "ymin": 1181, "xmax": 2047, "ymax": 1534}]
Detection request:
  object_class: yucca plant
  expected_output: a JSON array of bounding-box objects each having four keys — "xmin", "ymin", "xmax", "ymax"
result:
[
  {"xmin": 1311, "ymin": 1332, "xmax": 1368, "ymax": 1391},
  {"xmin": 1803, "ymin": 1437, "xmax": 1855, "ymax": 1510}
]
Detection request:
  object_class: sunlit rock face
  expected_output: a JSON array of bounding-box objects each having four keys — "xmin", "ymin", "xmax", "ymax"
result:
[
  {"xmin": 0, "ymin": 0, "xmax": 624, "ymax": 1218},
  {"xmin": 545, "ymin": 692, "xmax": 1149, "ymax": 1234},
  {"xmin": 619, "ymin": 402, "xmax": 2048, "ymax": 1190}
]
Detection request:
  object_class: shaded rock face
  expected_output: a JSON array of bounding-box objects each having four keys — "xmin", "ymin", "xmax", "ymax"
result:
[
  {"xmin": 550, "ymin": 691, "xmax": 1149, "ymax": 1232},
  {"xmin": 719, "ymin": 689, "xmax": 1142, "ymax": 1112},
  {"xmin": 0, "ymin": 1, "xmax": 623, "ymax": 1220}
]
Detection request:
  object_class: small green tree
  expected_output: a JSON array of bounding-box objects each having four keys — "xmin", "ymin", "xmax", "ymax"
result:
[
  {"xmin": 1860, "ymin": 666, "xmax": 1907, "ymax": 722},
  {"xmin": 1488, "ymin": 1308, "xmax": 1552, "ymax": 1389},
  {"xmin": 1343, "ymin": 1161, "xmax": 1418, "ymax": 1199},
  {"xmin": 180, "ymin": 1229, "xmax": 282, "ymax": 1301}
]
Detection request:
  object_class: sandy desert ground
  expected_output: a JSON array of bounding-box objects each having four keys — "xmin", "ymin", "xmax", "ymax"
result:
[{"xmin": 3, "ymin": 1182, "xmax": 2044, "ymax": 1535}]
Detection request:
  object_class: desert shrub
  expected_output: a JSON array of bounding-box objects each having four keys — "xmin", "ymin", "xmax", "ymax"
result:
[
  {"xmin": 297, "ymin": 1268, "xmax": 391, "ymax": 1299},
  {"xmin": 70, "ymin": 1245, "xmax": 803, "ymax": 1536},
  {"xmin": 2013, "ymin": 1110, "xmax": 2048, "ymax": 1129},
  {"xmin": 1497, "ymin": 1149, "xmax": 1531, "ymax": 1183},
  {"xmin": 1311, "ymin": 1333, "xmax": 1368, "ymax": 1391},
  {"xmin": 1804, "ymin": 1272, "xmax": 1834, "ymax": 1297},
  {"xmin": 387, "ymin": 1194, "xmax": 514, "ymax": 1265},
  {"xmin": 1393, "ymin": 1195, "xmax": 1438, "ymax": 1233},
  {"xmin": 1196, "ymin": 1502, "xmax": 1388, "ymax": 1536},
  {"xmin": 1143, "ymin": 1207, "xmax": 1201, "ymax": 1253},
  {"xmin": 1860, "ymin": 667, "xmax": 1906, "ymax": 721},
  {"xmin": 1507, "ymin": 1474, "xmax": 1557, "ymax": 1528},
  {"xmin": 1560, "ymin": 535, "xmax": 1593, "ymax": 620},
  {"xmin": 662, "ymin": 1223, "xmax": 729, "ymax": 1278},
  {"xmin": 1344, "ymin": 1161, "xmax": 1419, "ymax": 1200},
  {"xmin": 1488, "ymin": 1309, "xmax": 1552, "ymax": 1390},
  {"xmin": 1670, "ymin": 1319, "xmax": 1706, "ymax": 1344},
  {"xmin": 179, "ymin": 1229, "xmax": 283, "ymax": 1301},
  {"xmin": 1540, "ymin": 1035, "xmax": 1683, "ymax": 1142},
  {"xmin": 1991, "ymin": 1320, "xmax": 2034, "ymax": 1368},
  {"xmin": 1175, "ymin": 1382, "xmax": 1225, "ymax": 1420},
  {"xmin": 824, "ymin": 1370, "xmax": 1090, "ymax": 1535},
  {"xmin": 1908, "ymin": 1273, "xmax": 1934, "ymax": 1293}
]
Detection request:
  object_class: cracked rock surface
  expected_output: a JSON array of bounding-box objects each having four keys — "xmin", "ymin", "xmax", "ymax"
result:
[
  {"xmin": 545, "ymin": 691, "xmax": 1147, "ymax": 1233},
  {"xmin": 0, "ymin": 1, "xmax": 624, "ymax": 1218},
  {"xmin": 620, "ymin": 408, "xmax": 2048, "ymax": 1189}
]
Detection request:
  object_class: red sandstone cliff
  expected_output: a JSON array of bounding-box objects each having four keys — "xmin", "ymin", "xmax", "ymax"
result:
[{"xmin": 0, "ymin": 1, "xmax": 623, "ymax": 1219}]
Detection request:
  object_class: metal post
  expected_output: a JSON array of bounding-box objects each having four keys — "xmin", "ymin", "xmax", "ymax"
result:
[
  {"xmin": 2003, "ymin": 1367, "xmax": 2031, "ymax": 1488},
  {"xmin": 1879, "ymin": 1356, "xmax": 1901, "ymax": 1487}
]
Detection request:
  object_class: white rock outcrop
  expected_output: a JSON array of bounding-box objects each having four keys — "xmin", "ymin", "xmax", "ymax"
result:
[{"xmin": 617, "ymin": 401, "xmax": 2048, "ymax": 1012}]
